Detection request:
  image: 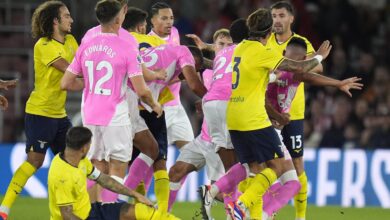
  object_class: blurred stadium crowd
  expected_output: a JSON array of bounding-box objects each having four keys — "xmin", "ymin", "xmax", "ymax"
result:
[{"xmin": 0, "ymin": 0, "xmax": 389, "ymax": 148}]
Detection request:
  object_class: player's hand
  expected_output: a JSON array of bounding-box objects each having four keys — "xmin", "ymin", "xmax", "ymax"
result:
[
  {"xmin": 0, "ymin": 79, "xmax": 18, "ymax": 90},
  {"xmin": 315, "ymin": 40, "xmax": 332, "ymax": 60},
  {"xmin": 168, "ymin": 76, "xmax": 181, "ymax": 85},
  {"xmin": 338, "ymin": 77, "xmax": 363, "ymax": 97},
  {"xmin": 277, "ymin": 112, "xmax": 290, "ymax": 126},
  {"xmin": 186, "ymin": 34, "xmax": 207, "ymax": 50},
  {"xmin": 152, "ymin": 102, "xmax": 163, "ymax": 118},
  {"xmin": 0, "ymin": 95, "xmax": 9, "ymax": 110},
  {"xmin": 271, "ymin": 119, "xmax": 284, "ymax": 130},
  {"xmin": 133, "ymin": 192, "xmax": 154, "ymax": 206},
  {"xmin": 154, "ymin": 69, "xmax": 167, "ymax": 81}
]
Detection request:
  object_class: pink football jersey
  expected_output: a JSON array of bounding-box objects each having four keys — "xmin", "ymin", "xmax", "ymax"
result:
[
  {"xmin": 200, "ymin": 69, "xmax": 213, "ymax": 142},
  {"xmin": 149, "ymin": 26, "xmax": 181, "ymax": 106},
  {"xmin": 67, "ymin": 33, "xmax": 142, "ymax": 126},
  {"xmin": 266, "ymin": 70, "xmax": 301, "ymax": 113},
  {"xmin": 139, "ymin": 44, "xmax": 194, "ymax": 110},
  {"xmin": 81, "ymin": 25, "xmax": 138, "ymax": 47},
  {"xmin": 203, "ymin": 45, "xmax": 236, "ymax": 102}
]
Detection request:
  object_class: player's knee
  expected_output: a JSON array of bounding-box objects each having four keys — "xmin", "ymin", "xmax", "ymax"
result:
[
  {"xmin": 168, "ymin": 165, "xmax": 185, "ymax": 182},
  {"xmin": 26, "ymin": 154, "xmax": 45, "ymax": 169}
]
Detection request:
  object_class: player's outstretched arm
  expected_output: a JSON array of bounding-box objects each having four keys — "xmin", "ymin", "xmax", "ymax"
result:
[
  {"xmin": 278, "ymin": 40, "xmax": 332, "ymax": 74},
  {"xmin": 59, "ymin": 205, "xmax": 81, "ymax": 220},
  {"xmin": 96, "ymin": 173, "xmax": 154, "ymax": 206},
  {"xmin": 61, "ymin": 71, "xmax": 85, "ymax": 91},
  {"xmin": 141, "ymin": 63, "xmax": 167, "ymax": 82},
  {"xmin": 186, "ymin": 34, "xmax": 214, "ymax": 51},
  {"xmin": 182, "ymin": 66, "xmax": 207, "ymax": 97},
  {"xmin": 130, "ymin": 75, "xmax": 163, "ymax": 117},
  {"xmin": 0, "ymin": 95, "xmax": 9, "ymax": 110},
  {"xmin": 0, "ymin": 79, "xmax": 17, "ymax": 90},
  {"xmin": 293, "ymin": 73, "xmax": 363, "ymax": 97}
]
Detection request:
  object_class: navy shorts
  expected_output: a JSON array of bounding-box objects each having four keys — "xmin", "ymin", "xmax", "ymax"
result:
[
  {"xmin": 87, "ymin": 202, "xmax": 127, "ymax": 220},
  {"xmin": 281, "ymin": 119, "xmax": 304, "ymax": 158},
  {"xmin": 139, "ymin": 110, "xmax": 168, "ymax": 161},
  {"xmin": 25, "ymin": 113, "xmax": 72, "ymax": 155},
  {"xmin": 229, "ymin": 126, "xmax": 284, "ymax": 164}
]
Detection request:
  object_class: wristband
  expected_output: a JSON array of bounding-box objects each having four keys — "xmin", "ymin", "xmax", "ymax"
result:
[
  {"xmin": 269, "ymin": 72, "xmax": 277, "ymax": 83},
  {"xmin": 314, "ymin": 55, "xmax": 323, "ymax": 63}
]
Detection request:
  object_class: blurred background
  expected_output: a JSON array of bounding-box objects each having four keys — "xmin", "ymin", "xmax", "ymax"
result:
[{"xmin": 0, "ymin": 0, "xmax": 389, "ymax": 149}]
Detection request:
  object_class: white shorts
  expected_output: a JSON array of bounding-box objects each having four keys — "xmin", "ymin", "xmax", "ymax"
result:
[
  {"xmin": 164, "ymin": 104, "xmax": 194, "ymax": 144},
  {"xmin": 203, "ymin": 100, "xmax": 234, "ymax": 151},
  {"xmin": 86, "ymin": 125, "xmax": 133, "ymax": 162},
  {"xmin": 275, "ymin": 128, "xmax": 292, "ymax": 160},
  {"xmin": 177, "ymin": 135, "xmax": 225, "ymax": 181},
  {"xmin": 127, "ymin": 89, "xmax": 148, "ymax": 137}
]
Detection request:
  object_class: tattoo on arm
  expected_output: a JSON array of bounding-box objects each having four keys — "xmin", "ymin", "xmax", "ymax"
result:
[
  {"xmin": 59, "ymin": 205, "xmax": 81, "ymax": 220},
  {"xmin": 96, "ymin": 173, "xmax": 134, "ymax": 197},
  {"xmin": 277, "ymin": 58, "xmax": 319, "ymax": 74}
]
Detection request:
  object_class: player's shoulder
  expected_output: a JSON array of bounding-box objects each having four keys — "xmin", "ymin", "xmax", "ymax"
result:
[{"xmin": 291, "ymin": 33, "xmax": 312, "ymax": 44}]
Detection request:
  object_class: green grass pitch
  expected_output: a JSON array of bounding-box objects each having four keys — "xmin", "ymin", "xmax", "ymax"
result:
[{"xmin": 2, "ymin": 196, "xmax": 390, "ymax": 219}]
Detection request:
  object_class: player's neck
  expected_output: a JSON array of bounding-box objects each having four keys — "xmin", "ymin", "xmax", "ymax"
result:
[
  {"xmin": 101, "ymin": 24, "xmax": 120, "ymax": 35},
  {"xmin": 152, "ymin": 28, "xmax": 168, "ymax": 38},
  {"xmin": 248, "ymin": 36, "xmax": 268, "ymax": 45},
  {"xmin": 52, "ymin": 30, "xmax": 65, "ymax": 44},
  {"xmin": 276, "ymin": 29, "xmax": 293, "ymax": 44},
  {"xmin": 63, "ymin": 149, "xmax": 81, "ymax": 167}
]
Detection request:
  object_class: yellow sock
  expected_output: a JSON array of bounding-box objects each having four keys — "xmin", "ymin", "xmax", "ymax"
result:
[
  {"xmin": 154, "ymin": 170, "xmax": 169, "ymax": 213},
  {"xmin": 1, "ymin": 161, "xmax": 36, "ymax": 212},
  {"xmin": 134, "ymin": 181, "xmax": 146, "ymax": 204},
  {"xmin": 135, "ymin": 203, "xmax": 180, "ymax": 220},
  {"xmin": 294, "ymin": 172, "xmax": 308, "ymax": 219},
  {"xmin": 238, "ymin": 168, "xmax": 277, "ymax": 217},
  {"xmin": 238, "ymin": 177, "xmax": 252, "ymax": 193}
]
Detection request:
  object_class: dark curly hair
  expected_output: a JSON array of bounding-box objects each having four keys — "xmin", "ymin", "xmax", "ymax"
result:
[{"xmin": 31, "ymin": 1, "xmax": 65, "ymax": 39}]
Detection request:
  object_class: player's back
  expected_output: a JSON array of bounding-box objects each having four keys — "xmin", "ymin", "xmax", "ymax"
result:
[
  {"xmin": 82, "ymin": 25, "xmax": 138, "ymax": 46},
  {"xmin": 204, "ymin": 45, "xmax": 236, "ymax": 102},
  {"xmin": 267, "ymin": 70, "xmax": 300, "ymax": 113},
  {"xmin": 70, "ymin": 33, "xmax": 142, "ymax": 126}
]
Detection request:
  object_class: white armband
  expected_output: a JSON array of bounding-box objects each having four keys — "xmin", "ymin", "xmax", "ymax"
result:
[
  {"xmin": 269, "ymin": 72, "xmax": 277, "ymax": 83},
  {"xmin": 314, "ymin": 55, "xmax": 323, "ymax": 63},
  {"xmin": 87, "ymin": 167, "xmax": 101, "ymax": 180}
]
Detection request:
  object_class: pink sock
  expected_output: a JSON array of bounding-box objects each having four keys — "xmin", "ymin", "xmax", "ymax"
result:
[
  {"xmin": 168, "ymin": 176, "xmax": 187, "ymax": 211},
  {"xmin": 215, "ymin": 163, "xmax": 247, "ymax": 194},
  {"xmin": 263, "ymin": 182, "xmax": 283, "ymax": 208},
  {"xmin": 101, "ymin": 176, "xmax": 125, "ymax": 203},
  {"xmin": 222, "ymin": 185, "xmax": 240, "ymax": 215},
  {"xmin": 263, "ymin": 180, "xmax": 301, "ymax": 215},
  {"xmin": 124, "ymin": 154, "xmax": 154, "ymax": 190},
  {"xmin": 144, "ymin": 167, "xmax": 154, "ymax": 192},
  {"xmin": 87, "ymin": 179, "xmax": 96, "ymax": 189}
]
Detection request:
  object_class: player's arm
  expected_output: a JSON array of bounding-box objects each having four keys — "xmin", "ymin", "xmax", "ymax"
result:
[
  {"xmin": 294, "ymin": 73, "xmax": 363, "ymax": 97},
  {"xmin": 306, "ymin": 53, "xmax": 323, "ymax": 74},
  {"xmin": 265, "ymin": 97, "xmax": 290, "ymax": 126},
  {"xmin": 186, "ymin": 34, "xmax": 214, "ymax": 52},
  {"xmin": 141, "ymin": 63, "xmax": 167, "ymax": 82},
  {"xmin": 59, "ymin": 205, "xmax": 81, "ymax": 220},
  {"xmin": 0, "ymin": 95, "xmax": 9, "ymax": 110},
  {"xmin": 60, "ymin": 71, "xmax": 85, "ymax": 91},
  {"xmin": 181, "ymin": 65, "xmax": 207, "ymax": 97},
  {"xmin": 130, "ymin": 75, "xmax": 163, "ymax": 117},
  {"xmin": 51, "ymin": 58, "xmax": 70, "ymax": 73},
  {"xmin": 0, "ymin": 79, "xmax": 17, "ymax": 90},
  {"xmin": 95, "ymin": 173, "xmax": 153, "ymax": 206},
  {"xmin": 203, "ymin": 58, "xmax": 213, "ymax": 69},
  {"xmin": 277, "ymin": 40, "xmax": 332, "ymax": 74}
]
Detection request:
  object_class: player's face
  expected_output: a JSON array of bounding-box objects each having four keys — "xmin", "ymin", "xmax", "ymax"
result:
[
  {"xmin": 138, "ymin": 20, "xmax": 147, "ymax": 34},
  {"xmin": 57, "ymin": 6, "xmax": 73, "ymax": 34},
  {"xmin": 214, "ymin": 35, "xmax": 233, "ymax": 54},
  {"xmin": 284, "ymin": 45, "xmax": 306, "ymax": 61},
  {"xmin": 151, "ymin": 8, "xmax": 174, "ymax": 37},
  {"xmin": 271, "ymin": 8, "xmax": 293, "ymax": 34}
]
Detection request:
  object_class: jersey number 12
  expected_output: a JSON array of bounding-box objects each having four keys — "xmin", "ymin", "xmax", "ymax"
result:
[{"xmin": 85, "ymin": 60, "xmax": 113, "ymax": 96}]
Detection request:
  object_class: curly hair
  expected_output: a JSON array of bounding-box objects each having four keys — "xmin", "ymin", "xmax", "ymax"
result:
[
  {"xmin": 31, "ymin": 1, "xmax": 65, "ymax": 39},
  {"xmin": 247, "ymin": 8, "xmax": 273, "ymax": 39}
]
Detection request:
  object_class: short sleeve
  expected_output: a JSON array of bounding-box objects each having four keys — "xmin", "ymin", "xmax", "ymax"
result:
[
  {"xmin": 54, "ymin": 177, "xmax": 76, "ymax": 206},
  {"xmin": 304, "ymin": 38, "xmax": 315, "ymax": 55},
  {"xmin": 259, "ymin": 47, "xmax": 284, "ymax": 71},
  {"xmin": 126, "ymin": 47, "xmax": 143, "ymax": 78},
  {"xmin": 37, "ymin": 41, "xmax": 62, "ymax": 67},
  {"xmin": 177, "ymin": 46, "xmax": 195, "ymax": 69},
  {"xmin": 66, "ymin": 49, "xmax": 82, "ymax": 76}
]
